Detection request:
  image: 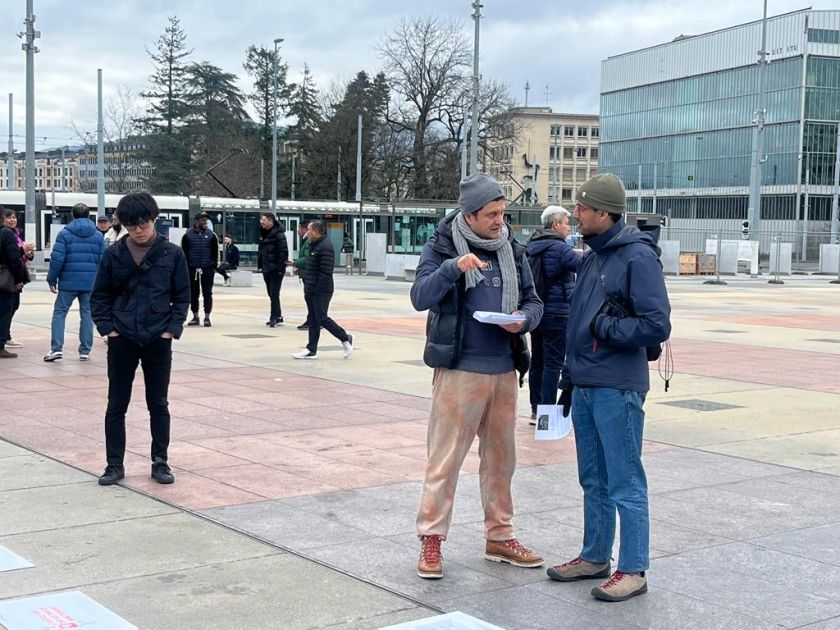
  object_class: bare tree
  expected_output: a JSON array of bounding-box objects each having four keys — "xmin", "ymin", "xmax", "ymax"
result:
[{"xmin": 379, "ymin": 17, "xmax": 471, "ymax": 199}]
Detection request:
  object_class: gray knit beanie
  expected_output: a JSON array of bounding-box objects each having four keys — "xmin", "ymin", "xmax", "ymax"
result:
[
  {"xmin": 458, "ymin": 173, "xmax": 504, "ymax": 215},
  {"xmin": 576, "ymin": 173, "xmax": 626, "ymax": 214}
]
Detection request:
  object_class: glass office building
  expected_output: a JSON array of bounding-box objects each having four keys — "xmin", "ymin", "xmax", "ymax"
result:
[{"xmin": 599, "ymin": 9, "xmax": 840, "ymax": 251}]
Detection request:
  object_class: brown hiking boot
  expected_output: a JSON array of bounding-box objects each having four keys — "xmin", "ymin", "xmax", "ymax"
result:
[
  {"xmin": 484, "ymin": 538, "xmax": 544, "ymax": 568},
  {"xmin": 546, "ymin": 556, "xmax": 611, "ymax": 582},
  {"xmin": 417, "ymin": 535, "xmax": 443, "ymax": 579},
  {"xmin": 591, "ymin": 570, "xmax": 648, "ymax": 602}
]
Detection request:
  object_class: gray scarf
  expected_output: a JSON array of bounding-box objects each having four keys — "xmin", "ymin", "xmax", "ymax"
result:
[{"xmin": 451, "ymin": 214, "xmax": 520, "ymax": 314}]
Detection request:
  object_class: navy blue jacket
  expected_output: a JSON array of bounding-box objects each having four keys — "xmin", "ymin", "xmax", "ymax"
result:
[
  {"xmin": 91, "ymin": 237, "xmax": 191, "ymax": 346},
  {"xmin": 181, "ymin": 227, "xmax": 218, "ymax": 269},
  {"xmin": 225, "ymin": 244, "xmax": 240, "ymax": 268},
  {"xmin": 302, "ymin": 235, "xmax": 335, "ymax": 295},
  {"xmin": 565, "ymin": 220, "xmax": 671, "ymax": 393},
  {"xmin": 410, "ymin": 212, "xmax": 543, "ymax": 379},
  {"xmin": 525, "ymin": 228, "xmax": 582, "ymax": 318},
  {"xmin": 47, "ymin": 218, "xmax": 106, "ymax": 292}
]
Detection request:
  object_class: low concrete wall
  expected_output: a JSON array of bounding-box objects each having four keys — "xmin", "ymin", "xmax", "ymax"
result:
[
  {"xmin": 366, "ymin": 234, "xmax": 387, "ymax": 276},
  {"xmin": 385, "ymin": 254, "xmax": 421, "ymax": 281},
  {"xmin": 819, "ymin": 244, "xmax": 839, "ymax": 274},
  {"xmin": 660, "ymin": 240, "xmax": 680, "ymax": 275}
]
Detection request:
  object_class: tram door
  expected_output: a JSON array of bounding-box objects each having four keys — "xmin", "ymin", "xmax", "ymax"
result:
[{"xmin": 351, "ymin": 218, "xmax": 375, "ymax": 259}]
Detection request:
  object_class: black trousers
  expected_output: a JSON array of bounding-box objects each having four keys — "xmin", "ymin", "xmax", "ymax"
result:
[
  {"xmin": 262, "ymin": 272, "xmax": 284, "ymax": 320},
  {"xmin": 104, "ymin": 336, "xmax": 172, "ymax": 466},
  {"xmin": 305, "ymin": 292, "xmax": 349, "ymax": 353},
  {"xmin": 0, "ymin": 290, "xmax": 15, "ymax": 348},
  {"xmin": 216, "ymin": 263, "xmax": 237, "ymax": 280},
  {"xmin": 188, "ymin": 266, "xmax": 215, "ymax": 314}
]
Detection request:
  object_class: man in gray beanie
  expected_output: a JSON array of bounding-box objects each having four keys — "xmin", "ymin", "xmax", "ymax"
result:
[
  {"xmin": 409, "ymin": 172, "xmax": 544, "ymax": 580},
  {"xmin": 546, "ymin": 172, "xmax": 671, "ymax": 602}
]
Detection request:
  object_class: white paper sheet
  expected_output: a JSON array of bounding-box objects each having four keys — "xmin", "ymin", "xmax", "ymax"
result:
[
  {"xmin": 0, "ymin": 545, "xmax": 33, "ymax": 573},
  {"xmin": 380, "ymin": 610, "xmax": 506, "ymax": 629},
  {"xmin": 0, "ymin": 591, "xmax": 138, "ymax": 630},
  {"xmin": 472, "ymin": 311, "xmax": 527, "ymax": 325},
  {"xmin": 533, "ymin": 404, "xmax": 572, "ymax": 440}
]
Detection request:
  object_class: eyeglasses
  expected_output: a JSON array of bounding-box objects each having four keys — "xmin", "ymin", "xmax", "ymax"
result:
[
  {"xmin": 573, "ymin": 203, "xmax": 599, "ymax": 215},
  {"xmin": 124, "ymin": 221, "xmax": 150, "ymax": 231}
]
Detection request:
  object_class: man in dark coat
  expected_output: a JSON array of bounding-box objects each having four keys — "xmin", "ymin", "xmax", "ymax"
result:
[
  {"xmin": 257, "ymin": 213, "xmax": 288, "ymax": 326},
  {"xmin": 546, "ymin": 174, "xmax": 671, "ymax": 602},
  {"xmin": 409, "ymin": 173, "xmax": 544, "ymax": 580},
  {"xmin": 91, "ymin": 192, "xmax": 190, "ymax": 486},
  {"xmin": 44, "ymin": 203, "xmax": 106, "ymax": 362},
  {"xmin": 181, "ymin": 212, "xmax": 218, "ymax": 327},
  {"xmin": 525, "ymin": 205, "xmax": 582, "ymax": 422},
  {"xmin": 216, "ymin": 234, "xmax": 240, "ymax": 286},
  {"xmin": 0, "ymin": 224, "xmax": 26, "ymax": 358},
  {"xmin": 292, "ymin": 220, "xmax": 353, "ymax": 359}
]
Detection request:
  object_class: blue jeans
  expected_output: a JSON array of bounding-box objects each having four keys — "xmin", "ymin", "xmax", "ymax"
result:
[
  {"xmin": 572, "ymin": 386, "xmax": 649, "ymax": 573},
  {"xmin": 528, "ymin": 316, "xmax": 567, "ymax": 413},
  {"xmin": 51, "ymin": 290, "xmax": 93, "ymax": 354}
]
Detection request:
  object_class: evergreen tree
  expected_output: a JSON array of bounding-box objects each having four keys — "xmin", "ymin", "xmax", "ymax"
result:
[
  {"xmin": 285, "ymin": 65, "xmax": 322, "ymax": 199},
  {"xmin": 243, "ymin": 45, "xmax": 293, "ymax": 178}
]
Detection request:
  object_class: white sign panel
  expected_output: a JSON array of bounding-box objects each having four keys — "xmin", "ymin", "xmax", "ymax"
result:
[
  {"xmin": 0, "ymin": 591, "xmax": 137, "ymax": 630},
  {"xmin": 0, "ymin": 545, "xmax": 33, "ymax": 573},
  {"xmin": 380, "ymin": 611, "xmax": 506, "ymax": 630}
]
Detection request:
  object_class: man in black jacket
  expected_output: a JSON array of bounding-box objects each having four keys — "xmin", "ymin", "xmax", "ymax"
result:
[
  {"xmin": 91, "ymin": 192, "xmax": 190, "ymax": 486},
  {"xmin": 292, "ymin": 220, "xmax": 353, "ymax": 360},
  {"xmin": 257, "ymin": 213, "xmax": 289, "ymax": 326},
  {"xmin": 181, "ymin": 212, "xmax": 219, "ymax": 327},
  {"xmin": 0, "ymin": 225, "xmax": 26, "ymax": 359}
]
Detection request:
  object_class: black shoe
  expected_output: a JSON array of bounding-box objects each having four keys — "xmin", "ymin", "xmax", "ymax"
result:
[
  {"xmin": 267, "ymin": 319, "xmax": 277, "ymax": 328},
  {"xmin": 98, "ymin": 464, "xmax": 125, "ymax": 486},
  {"xmin": 187, "ymin": 314, "xmax": 200, "ymax": 326},
  {"xmin": 203, "ymin": 316, "xmax": 212, "ymax": 327},
  {"xmin": 151, "ymin": 458, "xmax": 175, "ymax": 484},
  {"xmin": 296, "ymin": 324, "xmax": 309, "ymax": 331}
]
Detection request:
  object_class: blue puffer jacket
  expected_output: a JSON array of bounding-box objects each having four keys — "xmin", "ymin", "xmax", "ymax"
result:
[
  {"xmin": 525, "ymin": 228, "xmax": 582, "ymax": 318},
  {"xmin": 565, "ymin": 219, "xmax": 671, "ymax": 393},
  {"xmin": 47, "ymin": 218, "xmax": 106, "ymax": 292}
]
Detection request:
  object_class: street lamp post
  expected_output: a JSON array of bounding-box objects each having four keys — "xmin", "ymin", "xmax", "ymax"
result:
[{"xmin": 271, "ymin": 37, "xmax": 284, "ymax": 213}]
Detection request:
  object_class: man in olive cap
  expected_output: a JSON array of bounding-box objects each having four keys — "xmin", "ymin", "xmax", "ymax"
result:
[
  {"xmin": 546, "ymin": 173, "xmax": 671, "ymax": 602},
  {"xmin": 410, "ymin": 172, "xmax": 544, "ymax": 580}
]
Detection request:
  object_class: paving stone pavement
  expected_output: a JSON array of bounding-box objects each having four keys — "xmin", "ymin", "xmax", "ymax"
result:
[{"xmin": 2, "ymin": 275, "xmax": 840, "ymax": 629}]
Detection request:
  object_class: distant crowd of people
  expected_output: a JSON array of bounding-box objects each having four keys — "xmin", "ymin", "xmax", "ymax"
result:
[{"xmin": 0, "ymin": 170, "xmax": 672, "ymax": 605}]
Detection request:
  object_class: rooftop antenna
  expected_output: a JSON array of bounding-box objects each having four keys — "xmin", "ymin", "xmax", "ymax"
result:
[
  {"xmin": 524, "ymin": 79, "xmax": 530, "ymax": 107},
  {"xmin": 544, "ymin": 84, "xmax": 550, "ymax": 107}
]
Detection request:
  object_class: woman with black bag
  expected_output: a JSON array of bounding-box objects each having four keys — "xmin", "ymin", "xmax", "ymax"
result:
[
  {"xmin": 2, "ymin": 209, "xmax": 34, "ymax": 349},
  {"xmin": 0, "ymin": 218, "xmax": 27, "ymax": 358}
]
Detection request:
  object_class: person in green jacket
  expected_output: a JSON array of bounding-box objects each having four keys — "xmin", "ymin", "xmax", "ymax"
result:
[{"xmin": 291, "ymin": 221, "xmax": 311, "ymax": 330}]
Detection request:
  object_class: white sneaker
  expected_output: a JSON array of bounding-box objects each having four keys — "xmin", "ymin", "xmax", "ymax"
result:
[
  {"xmin": 43, "ymin": 351, "xmax": 63, "ymax": 362},
  {"xmin": 292, "ymin": 349, "xmax": 317, "ymax": 360},
  {"xmin": 5, "ymin": 339, "xmax": 22, "ymax": 348},
  {"xmin": 80, "ymin": 354, "xmax": 90, "ymax": 361},
  {"xmin": 342, "ymin": 334, "xmax": 354, "ymax": 359}
]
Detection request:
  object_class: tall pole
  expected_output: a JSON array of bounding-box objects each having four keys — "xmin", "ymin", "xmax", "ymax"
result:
[
  {"xmin": 22, "ymin": 0, "xmax": 39, "ymax": 245},
  {"xmin": 97, "ymin": 69, "xmax": 104, "ymax": 215},
  {"xmin": 356, "ymin": 113, "xmax": 363, "ymax": 274},
  {"xmin": 7, "ymin": 94, "xmax": 14, "ymax": 191},
  {"xmin": 802, "ymin": 162, "xmax": 810, "ymax": 261},
  {"xmin": 291, "ymin": 154, "xmax": 296, "ymax": 201},
  {"xmin": 831, "ymin": 123, "xmax": 840, "ymax": 244},
  {"xmin": 652, "ymin": 162, "xmax": 658, "ymax": 216},
  {"xmin": 747, "ymin": 0, "xmax": 769, "ymax": 242},
  {"xmin": 638, "ymin": 164, "xmax": 643, "ymax": 213},
  {"xmin": 460, "ymin": 105, "xmax": 469, "ymax": 181},
  {"xmin": 271, "ymin": 38, "xmax": 283, "ymax": 213},
  {"xmin": 469, "ymin": 1, "xmax": 482, "ymax": 175},
  {"xmin": 60, "ymin": 145, "xmax": 66, "ymax": 191},
  {"xmin": 337, "ymin": 146, "xmax": 341, "ymax": 201}
]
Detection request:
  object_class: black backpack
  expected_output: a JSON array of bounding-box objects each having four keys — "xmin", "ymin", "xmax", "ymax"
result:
[{"xmin": 527, "ymin": 251, "xmax": 549, "ymax": 302}]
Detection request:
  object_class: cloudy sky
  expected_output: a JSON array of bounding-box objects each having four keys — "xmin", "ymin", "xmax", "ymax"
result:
[{"xmin": 0, "ymin": 0, "xmax": 834, "ymax": 151}]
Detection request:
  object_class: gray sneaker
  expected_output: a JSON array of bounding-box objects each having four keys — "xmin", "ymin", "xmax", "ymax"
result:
[
  {"xmin": 547, "ymin": 556, "xmax": 611, "ymax": 582},
  {"xmin": 591, "ymin": 570, "xmax": 648, "ymax": 602},
  {"xmin": 342, "ymin": 334, "xmax": 354, "ymax": 359},
  {"xmin": 43, "ymin": 351, "xmax": 63, "ymax": 362}
]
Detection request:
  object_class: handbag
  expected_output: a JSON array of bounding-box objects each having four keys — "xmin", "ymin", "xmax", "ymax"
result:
[{"xmin": 0, "ymin": 265, "xmax": 15, "ymax": 293}]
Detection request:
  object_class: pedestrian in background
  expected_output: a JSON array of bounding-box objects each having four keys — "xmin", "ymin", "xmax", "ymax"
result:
[
  {"xmin": 91, "ymin": 192, "xmax": 190, "ymax": 486},
  {"xmin": 291, "ymin": 221, "xmax": 311, "ymax": 330},
  {"xmin": 1, "ymin": 208, "xmax": 34, "ymax": 349},
  {"xmin": 216, "ymin": 234, "xmax": 240, "ymax": 287},
  {"xmin": 547, "ymin": 174, "xmax": 671, "ymax": 602},
  {"xmin": 44, "ymin": 203, "xmax": 106, "ymax": 362},
  {"xmin": 104, "ymin": 215, "xmax": 127, "ymax": 247},
  {"xmin": 257, "ymin": 213, "xmax": 288, "ymax": 327},
  {"xmin": 293, "ymin": 220, "xmax": 353, "ymax": 359},
  {"xmin": 96, "ymin": 214, "xmax": 111, "ymax": 237},
  {"xmin": 410, "ymin": 173, "xmax": 544, "ymax": 579},
  {"xmin": 525, "ymin": 205, "xmax": 582, "ymax": 423},
  {"xmin": 0, "ymin": 220, "xmax": 26, "ymax": 359},
  {"xmin": 181, "ymin": 212, "xmax": 218, "ymax": 327},
  {"xmin": 341, "ymin": 232, "xmax": 354, "ymax": 274}
]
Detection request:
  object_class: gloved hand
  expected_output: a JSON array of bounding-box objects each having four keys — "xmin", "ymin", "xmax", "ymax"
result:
[{"xmin": 558, "ymin": 386, "xmax": 573, "ymax": 418}]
